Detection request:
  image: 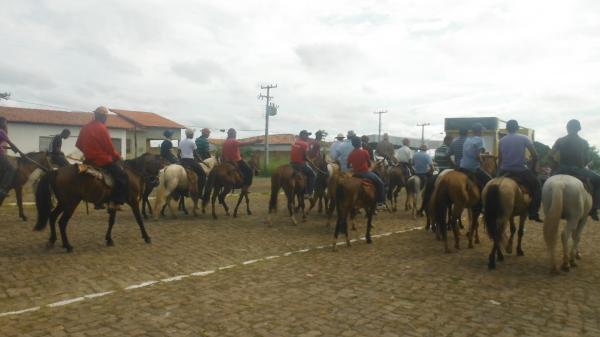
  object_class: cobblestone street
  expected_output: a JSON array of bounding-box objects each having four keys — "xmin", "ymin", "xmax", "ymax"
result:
[{"xmin": 1, "ymin": 178, "xmax": 599, "ymax": 336}]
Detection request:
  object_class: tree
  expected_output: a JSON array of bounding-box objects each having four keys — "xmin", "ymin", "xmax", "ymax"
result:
[{"xmin": 534, "ymin": 141, "xmax": 552, "ymax": 166}]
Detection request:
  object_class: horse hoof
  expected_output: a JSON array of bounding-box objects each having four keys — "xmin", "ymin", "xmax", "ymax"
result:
[
  {"xmin": 575, "ymin": 252, "xmax": 582, "ymax": 260},
  {"xmin": 46, "ymin": 241, "xmax": 55, "ymax": 250},
  {"xmin": 247, "ymin": 211, "xmax": 252, "ymax": 215},
  {"xmin": 517, "ymin": 250, "xmax": 524, "ymax": 256},
  {"xmin": 488, "ymin": 263, "xmax": 496, "ymax": 270},
  {"xmin": 65, "ymin": 246, "xmax": 74, "ymax": 253},
  {"xmin": 550, "ymin": 268, "xmax": 560, "ymax": 275},
  {"xmin": 475, "ymin": 239, "xmax": 480, "ymax": 244},
  {"xmin": 233, "ymin": 213, "xmax": 238, "ymax": 218},
  {"xmin": 21, "ymin": 216, "xmax": 28, "ymax": 222},
  {"xmin": 468, "ymin": 243, "xmax": 474, "ymax": 249},
  {"xmin": 145, "ymin": 237, "xmax": 152, "ymax": 244},
  {"xmin": 497, "ymin": 255, "xmax": 504, "ymax": 262},
  {"xmin": 366, "ymin": 238, "xmax": 372, "ymax": 244},
  {"xmin": 561, "ymin": 264, "xmax": 570, "ymax": 272},
  {"xmin": 570, "ymin": 260, "xmax": 578, "ymax": 267}
]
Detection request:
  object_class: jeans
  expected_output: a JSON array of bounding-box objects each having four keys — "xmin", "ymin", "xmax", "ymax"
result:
[
  {"xmin": 291, "ymin": 162, "xmax": 315, "ymax": 194},
  {"xmin": 236, "ymin": 160, "xmax": 253, "ymax": 186},
  {"xmin": 102, "ymin": 161, "xmax": 129, "ymax": 204},
  {"xmin": 354, "ymin": 171, "xmax": 386, "ymax": 203},
  {"xmin": 498, "ymin": 169, "xmax": 542, "ymax": 216},
  {"xmin": 50, "ymin": 153, "xmax": 70, "ymax": 167},
  {"xmin": 0, "ymin": 154, "xmax": 16, "ymax": 193},
  {"xmin": 558, "ymin": 166, "xmax": 600, "ymax": 209}
]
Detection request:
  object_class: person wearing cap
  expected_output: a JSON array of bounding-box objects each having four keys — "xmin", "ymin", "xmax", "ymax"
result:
[
  {"xmin": 195, "ymin": 128, "xmax": 211, "ymax": 160},
  {"xmin": 160, "ymin": 129, "xmax": 179, "ymax": 164},
  {"xmin": 49, "ymin": 128, "xmax": 71, "ymax": 167},
  {"xmin": 348, "ymin": 136, "xmax": 385, "ymax": 206},
  {"xmin": 361, "ymin": 135, "xmax": 374, "ymax": 161},
  {"xmin": 448, "ymin": 127, "xmax": 469, "ymax": 168},
  {"xmin": 549, "ymin": 119, "xmax": 600, "ymax": 220},
  {"xmin": 376, "ymin": 133, "xmax": 396, "ymax": 163},
  {"xmin": 179, "ymin": 128, "xmax": 205, "ymax": 193},
  {"xmin": 333, "ymin": 130, "xmax": 356, "ymax": 173},
  {"xmin": 459, "ymin": 122, "xmax": 491, "ymax": 188},
  {"xmin": 329, "ymin": 133, "xmax": 345, "ymax": 160},
  {"xmin": 498, "ymin": 120, "xmax": 542, "ymax": 222},
  {"xmin": 76, "ymin": 106, "xmax": 128, "ymax": 207},
  {"xmin": 307, "ymin": 130, "xmax": 324, "ymax": 160},
  {"xmin": 413, "ymin": 144, "xmax": 434, "ymax": 187},
  {"xmin": 221, "ymin": 128, "xmax": 256, "ymax": 186},
  {"xmin": 0, "ymin": 117, "xmax": 19, "ymax": 204},
  {"xmin": 290, "ymin": 130, "xmax": 316, "ymax": 198},
  {"xmin": 395, "ymin": 138, "xmax": 414, "ymax": 176}
]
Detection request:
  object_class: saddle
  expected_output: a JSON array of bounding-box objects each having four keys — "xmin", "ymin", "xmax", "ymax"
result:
[
  {"xmin": 77, "ymin": 164, "xmax": 113, "ymax": 188},
  {"xmin": 574, "ymin": 175, "xmax": 593, "ymax": 194},
  {"xmin": 351, "ymin": 174, "xmax": 375, "ymax": 189},
  {"xmin": 499, "ymin": 172, "xmax": 531, "ymax": 195}
]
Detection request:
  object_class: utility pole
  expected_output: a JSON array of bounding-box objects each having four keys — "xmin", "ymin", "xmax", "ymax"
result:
[
  {"xmin": 0, "ymin": 92, "xmax": 10, "ymax": 101},
  {"xmin": 417, "ymin": 122, "xmax": 430, "ymax": 146},
  {"xmin": 258, "ymin": 84, "xmax": 277, "ymax": 171},
  {"xmin": 373, "ymin": 110, "xmax": 388, "ymax": 142}
]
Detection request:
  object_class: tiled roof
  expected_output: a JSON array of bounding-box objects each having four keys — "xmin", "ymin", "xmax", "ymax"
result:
[
  {"xmin": 111, "ymin": 109, "xmax": 185, "ymax": 129},
  {"xmin": 0, "ymin": 106, "xmax": 134, "ymax": 129},
  {"xmin": 209, "ymin": 134, "xmax": 296, "ymax": 146}
]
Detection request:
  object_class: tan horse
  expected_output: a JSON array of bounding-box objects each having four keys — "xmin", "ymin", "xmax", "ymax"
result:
[
  {"xmin": 482, "ymin": 177, "xmax": 531, "ymax": 269},
  {"xmin": 267, "ymin": 164, "xmax": 308, "ymax": 225},
  {"xmin": 3, "ymin": 152, "xmax": 52, "ymax": 221}
]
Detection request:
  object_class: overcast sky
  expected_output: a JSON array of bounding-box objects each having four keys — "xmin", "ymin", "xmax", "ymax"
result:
[{"xmin": 1, "ymin": 0, "xmax": 599, "ymax": 146}]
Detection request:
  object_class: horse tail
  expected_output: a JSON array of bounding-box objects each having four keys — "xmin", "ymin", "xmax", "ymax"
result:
[
  {"xmin": 269, "ymin": 172, "xmax": 280, "ymax": 212},
  {"xmin": 202, "ymin": 169, "xmax": 216, "ymax": 208},
  {"xmin": 34, "ymin": 170, "xmax": 56, "ymax": 231},
  {"xmin": 433, "ymin": 182, "xmax": 450, "ymax": 230},
  {"xmin": 483, "ymin": 184, "xmax": 503, "ymax": 241},
  {"xmin": 543, "ymin": 181, "xmax": 564, "ymax": 253}
]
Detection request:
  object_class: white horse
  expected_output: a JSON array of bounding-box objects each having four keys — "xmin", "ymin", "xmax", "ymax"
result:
[
  {"xmin": 154, "ymin": 157, "xmax": 218, "ymax": 218},
  {"xmin": 406, "ymin": 175, "xmax": 423, "ymax": 218},
  {"xmin": 542, "ymin": 174, "xmax": 592, "ymax": 273}
]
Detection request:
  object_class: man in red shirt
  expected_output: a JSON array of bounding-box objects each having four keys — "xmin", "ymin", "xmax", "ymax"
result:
[
  {"xmin": 290, "ymin": 130, "xmax": 316, "ymax": 198},
  {"xmin": 221, "ymin": 128, "xmax": 256, "ymax": 185},
  {"xmin": 76, "ymin": 106, "xmax": 128, "ymax": 206},
  {"xmin": 307, "ymin": 130, "xmax": 324, "ymax": 160},
  {"xmin": 347, "ymin": 136, "xmax": 385, "ymax": 206}
]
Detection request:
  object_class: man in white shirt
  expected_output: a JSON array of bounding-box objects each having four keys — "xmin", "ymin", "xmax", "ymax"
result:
[
  {"xmin": 329, "ymin": 133, "xmax": 345, "ymax": 161},
  {"xmin": 179, "ymin": 128, "xmax": 205, "ymax": 192},
  {"xmin": 395, "ymin": 138, "xmax": 414, "ymax": 176}
]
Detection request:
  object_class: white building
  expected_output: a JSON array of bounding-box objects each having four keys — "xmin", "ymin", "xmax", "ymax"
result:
[{"xmin": 0, "ymin": 106, "xmax": 184, "ymax": 159}]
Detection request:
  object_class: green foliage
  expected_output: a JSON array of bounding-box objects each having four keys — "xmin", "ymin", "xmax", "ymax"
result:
[
  {"xmin": 534, "ymin": 141, "xmax": 552, "ymax": 166},
  {"xmin": 589, "ymin": 146, "xmax": 600, "ymax": 173}
]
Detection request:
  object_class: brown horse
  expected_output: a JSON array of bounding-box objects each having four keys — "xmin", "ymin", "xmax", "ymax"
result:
[
  {"xmin": 34, "ymin": 159, "xmax": 151, "ymax": 252},
  {"xmin": 307, "ymin": 154, "xmax": 330, "ymax": 214},
  {"xmin": 2, "ymin": 152, "xmax": 52, "ymax": 221},
  {"xmin": 267, "ymin": 164, "xmax": 309, "ymax": 225},
  {"xmin": 386, "ymin": 165, "xmax": 406, "ymax": 212},
  {"xmin": 482, "ymin": 177, "xmax": 531, "ymax": 269},
  {"xmin": 126, "ymin": 153, "xmax": 165, "ymax": 219},
  {"xmin": 332, "ymin": 176, "xmax": 376, "ymax": 250},
  {"xmin": 202, "ymin": 155, "xmax": 259, "ymax": 219}
]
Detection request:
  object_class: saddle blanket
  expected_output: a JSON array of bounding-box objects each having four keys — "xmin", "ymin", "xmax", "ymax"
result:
[{"xmin": 77, "ymin": 164, "xmax": 113, "ymax": 187}]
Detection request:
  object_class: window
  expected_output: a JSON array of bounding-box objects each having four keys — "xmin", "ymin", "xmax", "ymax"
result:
[
  {"xmin": 126, "ymin": 139, "xmax": 132, "ymax": 154},
  {"xmin": 111, "ymin": 138, "xmax": 122, "ymax": 155},
  {"xmin": 39, "ymin": 136, "xmax": 53, "ymax": 151}
]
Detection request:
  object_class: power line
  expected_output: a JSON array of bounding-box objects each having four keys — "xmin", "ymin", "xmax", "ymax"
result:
[{"xmin": 259, "ymin": 84, "xmax": 277, "ymax": 169}]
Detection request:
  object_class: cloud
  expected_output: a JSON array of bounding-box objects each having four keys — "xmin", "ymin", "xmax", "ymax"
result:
[
  {"xmin": 295, "ymin": 43, "xmax": 365, "ymax": 73},
  {"xmin": 0, "ymin": 64, "xmax": 56, "ymax": 90},
  {"xmin": 171, "ymin": 59, "xmax": 227, "ymax": 84}
]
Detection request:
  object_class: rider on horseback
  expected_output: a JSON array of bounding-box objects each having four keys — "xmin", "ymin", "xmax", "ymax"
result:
[
  {"xmin": 497, "ymin": 119, "xmax": 543, "ymax": 222},
  {"xmin": 413, "ymin": 144, "xmax": 434, "ymax": 187},
  {"xmin": 459, "ymin": 123, "xmax": 492, "ymax": 189},
  {"xmin": 329, "ymin": 133, "xmax": 345, "ymax": 160},
  {"xmin": 291, "ymin": 130, "xmax": 316, "ymax": 198},
  {"xmin": 195, "ymin": 128, "xmax": 211, "ymax": 160},
  {"xmin": 332, "ymin": 130, "xmax": 356, "ymax": 173},
  {"xmin": 376, "ymin": 133, "xmax": 396, "ymax": 164},
  {"xmin": 160, "ymin": 130, "xmax": 179, "ymax": 164},
  {"xmin": 49, "ymin": 129, "xmax": 71, "ymax": 167},
  {"xmin": 448, "ymin": 127, "xmax": 468, "ymax": 167},
  {"xmin": 179, "ymin": 128, "xmax": 205, "ymax": 193},
  {"xmin": 0, "ymin": 117, "xmax": 19, "ymax": 204},
  {"xmin": 307, "ymin": 130, "xmax": 324, "ymax": 160},
  {"xmin": 549, "ymin": 119, "xmax": 600, "ymax": 221},
  {"xmin": 434, "ymin": 135, "xmax": 453, "ymax": 172},
  {"xmin": 395, "ymin": 138, "xmax": 414, "ymax": 176},
  {"xmin": 361, "ymin": 135, "xmax": 374, "ymax": 160},
  {"xmin": 75, "ymin": 106, "xmax": 128, "ymax": 209},
  {"xmin": 221, "ymin": 128, "xmax": 255, "ymax": 186},
  {"xmin": 348, "ymin": 136, "xmax": 385, "ymax": 206}
]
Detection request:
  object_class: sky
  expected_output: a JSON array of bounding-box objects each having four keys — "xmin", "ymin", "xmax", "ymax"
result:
[{"xmin": 1, "ymin": 0, "xmax": 600, "ymax": 146}]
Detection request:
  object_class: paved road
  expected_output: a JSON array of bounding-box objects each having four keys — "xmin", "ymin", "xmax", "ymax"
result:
[{"xmin": 1, "ymin": 178, "xmax": 599, "ymax": 336}]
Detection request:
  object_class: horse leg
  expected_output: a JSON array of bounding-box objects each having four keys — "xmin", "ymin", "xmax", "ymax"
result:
[
  {"xmin": 105, "ymin": 209, "xmax": 117, "ymax": 247},
  {"xmin": 58, "ymin": 203, "xmax": 78, "ymax": 253},
  {"xmin": 561, "ymin": 220, "xmax": 575, "ymax": 272},
  {"xmin": 16, "ymin": 186, "xmax": 27, "ymax": 221},
  {"xmin": 569, "ymin": 218, "xmax": 587, "ymax": 267},
  {"xmin": 47, "ymin": 204, "xmax": 63, "ymax": 249},
  {"xmin": 211, "ymin": 186, "xmax": 219, "ymax": 220},
  {"xmin": 285, "ymin": 188, "xmax": 297, "ymax": 225},
  {"xmin": 506, "ymin": 217, "xmax": 516, "ymax": 254},
  {"xmin": 219, "ymin": 186, "xmax": 232, "ymax": 216},
  {"xmin": 365, "ymin": 206, "xmax": 374, "ymax": 244},
  {"xmin": 516, "ymin": 215, "xmax": 526, "ymax": 256},
  {"xmin": 233, "ymin": 190, "xmax": 245, "ymax": 218},
  {"xmin": 166, "ymin": 195, "xmax": 177, "ymax": 219},
  {"xmin": 452, "ymin": 206, "xmax": 464, "ymax": 250},
  {"xmin": 245, "ymin": 192, "xmax": 251, "ymax": 215},
  {"xmin": 180, "ymin": 196, "xmax": 188, "ymax": 215},
  {"xmin": 130, "ymin": 202, "xmax": 151, "ymax": 244},
  {"xmin": 488, "ymin": 239, "xmax": 499, "ymax": 270}
]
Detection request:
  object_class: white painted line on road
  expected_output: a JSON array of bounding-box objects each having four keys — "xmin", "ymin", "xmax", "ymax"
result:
[
  {"xmin": 0, "ymin": 226, "xmax": 424, "ymax": 318},
  {"xmin": 242, "ymin": 259, "xmax": 262, "ymax": 265},
  {"xmin": 84, "ymin": 291, "xmax": 114, "ymax": 299},
  {"xmin": 47, "ymin": 297, "xmax": 85, "ymax": 307},
  {"xmin": 161, "ymin": 275, "xmax": 189, "ymax": 283},
  {"xmin": 0, "ymin": 306, "xmax": 40, "ymax": 317},
  {"xmin": 124, "ymin": 280, "xmax": 158, "ymax": 290},
  {"xmin": 190, "ymin": 270, "xmax": 215, "ymax": 277}
]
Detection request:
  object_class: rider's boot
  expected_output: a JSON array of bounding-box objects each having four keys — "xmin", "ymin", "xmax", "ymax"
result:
[{"xmin": 590, "ymin": 208, "xmax": 599, "ymax": 221}]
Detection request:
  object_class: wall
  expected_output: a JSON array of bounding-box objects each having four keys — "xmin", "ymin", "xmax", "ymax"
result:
[{"xmin": 7, "ymin": 123, "xmax": 127, "ymax": 159}]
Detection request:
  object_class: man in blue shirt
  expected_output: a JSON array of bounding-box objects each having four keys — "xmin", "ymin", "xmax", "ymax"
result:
[
  {"xmin": 460, "ymin": 123, "xmax": 491, "ymax": 188},
  {"xmin": 333, "ymin": 130, "xmax": 356, "ymax": 173},
  {"xmin": 413, "ymin": 144, "xmax": 433, "ymax": 185},
  {"xmin": 498, "ymin": 120, "xmax": 542, "ymax": 222},
  {"xmin": 448, "ymin": 127, "xmax": 468, "ymax": 167}
]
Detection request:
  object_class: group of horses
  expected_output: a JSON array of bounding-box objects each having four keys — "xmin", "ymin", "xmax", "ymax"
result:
[{"xmin": 0, "ymin": 149, "xmax": 592, "ymax": 274}]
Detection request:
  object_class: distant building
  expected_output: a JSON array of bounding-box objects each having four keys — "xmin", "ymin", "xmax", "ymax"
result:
[
  {"xmin": 0, "ymin": 106, "xmax": 185, "ymax": 159},
  {"xmin": 210, "ymin": 134, "xmax": 297, "ymax": 169},
  {"xmin": 365, "ymin": 134, "xmax": 443, "ymax": 150}
]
